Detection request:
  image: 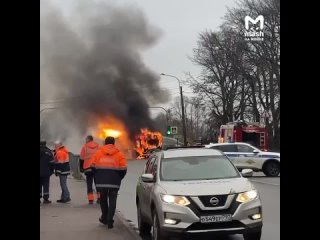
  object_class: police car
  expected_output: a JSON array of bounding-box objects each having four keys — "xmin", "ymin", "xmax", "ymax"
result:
[{"xmin": 205, "ymin": 142, "xmax": 280, "ymax": 177}]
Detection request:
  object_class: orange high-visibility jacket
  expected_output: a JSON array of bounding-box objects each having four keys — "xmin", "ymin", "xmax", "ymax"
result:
[
  {"xmin": 87, "ymin": 144, "xmax": 127, "ymax": 189},
  {"xmin": 54, "ymin": 146, "xmax": 70, "ymax": 175},
  {"xmin": 80, "ymin": 141, "xmax": 100, "ymax": 171}
]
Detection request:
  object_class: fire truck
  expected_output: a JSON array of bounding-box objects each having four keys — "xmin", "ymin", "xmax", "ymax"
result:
[{"xmin": 218, "ymin": 121, "xmax": 268, "ymax": 151}]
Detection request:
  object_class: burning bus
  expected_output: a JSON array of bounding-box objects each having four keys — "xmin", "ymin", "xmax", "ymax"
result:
[
  {"xmin": 92, "ymin": 116, "xmax": 163, "ymax": 159},
  {"xmin": 135, "ymin": 129, "xmax": 163, "ymax": 159}
]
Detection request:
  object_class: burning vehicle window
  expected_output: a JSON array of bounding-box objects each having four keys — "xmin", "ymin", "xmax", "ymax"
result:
[
  {"xmin": 145, "ymin": 157, "xmax": 156, "ymax": 174},
  {"xmin": 160, "ymin": 156, "xmax": 239, "ymax": 181},
  {"xmin": 147, "ymin": 138, "xmax": 159, "ymax": 146}
]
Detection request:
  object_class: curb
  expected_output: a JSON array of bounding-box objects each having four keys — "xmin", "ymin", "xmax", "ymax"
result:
[
  {"xmin": 251, "ymin": 180, "xmax": 280, "ymax": 186},
  {"xmin": 115, "ymin": 211, "xmax": 141, "ymax": 240}
]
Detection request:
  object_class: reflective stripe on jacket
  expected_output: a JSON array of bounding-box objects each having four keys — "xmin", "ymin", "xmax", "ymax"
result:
[{"xmin": 87, "ymin": 144, "xmax": 127, "ymax": 189}]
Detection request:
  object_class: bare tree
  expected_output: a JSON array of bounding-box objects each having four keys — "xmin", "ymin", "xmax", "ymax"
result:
[
  {"xmin": 169, "ymin": 96, "xmax": 209, "ymax": 144},
  {"xmin": 225, "ymin": 0, "xmax": 280, "ymax": 148},
  {"xmin": 187, "ymin": 0, "xmax": 280, "ymax": 149},
  {"xmin": 184, "ymin": 96, "xmax": 207, "ymax": 143},
  {"xmin": 189, "ymin": 28, "xmax": 249, "ymax": 125}
]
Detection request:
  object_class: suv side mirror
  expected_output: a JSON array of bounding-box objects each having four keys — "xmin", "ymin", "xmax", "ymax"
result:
[
  {"xmin": 253, "ymin": 150, "xmax": 260, "ymax": 154},
  {"xmin": 141, "ymin": 173, "xmax": 155, "ymax": 182},
  {"xmin": 241, "ymin": 169, "xmax": 253, "ymax": 177}
]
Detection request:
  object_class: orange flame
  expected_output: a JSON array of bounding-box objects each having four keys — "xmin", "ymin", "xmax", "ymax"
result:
[
  {"xmin": 88, "ymin": 115, "xmax": 162, "ymax": 159},
  {"xmin": 135, "ymin": 128, "xmax": 163, "ymax": 158},
  {"xmin": 91, "ymin": 116, "xmax": 133, "ymax": 156},
  {"xmin": 103, "ymin": 129, "xmax": 122, "ymax": 139}
]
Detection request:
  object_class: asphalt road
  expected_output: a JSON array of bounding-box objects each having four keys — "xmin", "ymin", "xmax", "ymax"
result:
[{"xmin": 117, "ymin": 160, "xmax": 280, "ymax": 240}]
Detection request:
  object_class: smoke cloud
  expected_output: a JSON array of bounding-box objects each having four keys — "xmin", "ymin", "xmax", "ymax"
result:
[{"xmin": 40, "ymin": 0, "xmax": 169, "ymax": 149}]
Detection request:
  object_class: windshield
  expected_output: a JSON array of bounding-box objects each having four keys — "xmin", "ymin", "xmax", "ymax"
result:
[{"xmin": 160, "ymin": 156, "xmax": 240, "ymax": 181}]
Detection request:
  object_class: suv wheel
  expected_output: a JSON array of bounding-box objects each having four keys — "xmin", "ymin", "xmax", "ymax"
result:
[
  {"xmin": 152, "ymin": 209, "xmax": 169, "ymax": 240},
  {"xmin": 137, "ymin": 202, "xmax": 151, "ymax": 235},
  {"xmin": 243, "ymin": 230, "xmax": 262, "ymax": 240},
  {"xmin": 263, "ymin": 161, "xmax": 280, "ymax": 177}
]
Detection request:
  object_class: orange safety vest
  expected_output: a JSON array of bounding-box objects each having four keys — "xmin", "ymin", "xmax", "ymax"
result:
[
  {"xmin": 54, "ymin": 146, "xmax": 70, "ymax": 175},
  {"xmin": 80, "ymin": 141, "xmax": 100, "ymax": 170},
  {"xmin": 88, "ymin": 144, "xmax": 127, "ymax": 189},
  {"xmin": 55, "ymin": 146, "xmax": 69, "ymax": 163}
]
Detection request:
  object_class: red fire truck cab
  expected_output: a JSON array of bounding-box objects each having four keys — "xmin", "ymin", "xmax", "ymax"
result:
[{"xmin": 218, "ymin": 121, "xmax": 268, "ymax": 151}]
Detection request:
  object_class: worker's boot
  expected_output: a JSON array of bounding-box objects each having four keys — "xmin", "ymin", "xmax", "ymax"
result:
[
  {"xmin": 43, "ymin": 199, "xmax": 52, "ymax": 204},
  {"xmin": 43, "ymin": 196, "xmax": 51, "ymax": 204},
  {"xmin": 88, "ymin": 193, "xmax": 94, "ymax": 204},
  {"xmin": 107, "ymin": 223, "xmax": 114, "ymax": 229},
  {"xmin": 99, "ymin": 217, "xmax": 107, "ymax": 225}
]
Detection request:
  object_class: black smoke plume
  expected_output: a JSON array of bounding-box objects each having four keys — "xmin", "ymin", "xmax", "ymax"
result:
[{"xmin": 41, "ymin": 0, "xmax": 169, "ymax": 142}]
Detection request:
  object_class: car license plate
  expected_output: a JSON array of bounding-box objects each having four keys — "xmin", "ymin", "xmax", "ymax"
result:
[{"xmin": 200, "ymin": 214, "xmax": 232, "ymax": 223}]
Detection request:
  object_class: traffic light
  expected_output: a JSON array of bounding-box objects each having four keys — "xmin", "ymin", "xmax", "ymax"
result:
[{"xmin": 166, "ymin": 126, "xmax": 172, "ymax": 136}]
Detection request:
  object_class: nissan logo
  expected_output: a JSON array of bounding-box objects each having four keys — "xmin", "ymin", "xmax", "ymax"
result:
[{"xmin": 209, "ymin": 197, "xmax": 219, "ymax": 206}]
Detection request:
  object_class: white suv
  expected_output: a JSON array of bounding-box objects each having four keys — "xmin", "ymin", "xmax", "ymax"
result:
[
  {"xmin": 136, "ymin": 148, "xmax": 262, "ymax": 240},
  {"xmin": 206, "ymin": 142, "xmax": 280, "ymax": 177}
]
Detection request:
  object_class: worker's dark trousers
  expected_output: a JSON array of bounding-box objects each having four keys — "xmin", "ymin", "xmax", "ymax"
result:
[
  {"xmin": 86, "ymin": 173, "xmax": 99, "ymax": 201},
  {"xmin": 99, "ymin": 188, "xmax": 119, "ymax": 224},
  {"xmin": 86, "ymin": 173, "xmax": 94, "ymax": 193},
  {"xmin": 40, "ymin": 176, "xmax": 50, "ymax": 200}
]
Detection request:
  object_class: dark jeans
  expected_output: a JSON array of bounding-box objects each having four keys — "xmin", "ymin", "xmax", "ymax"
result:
[
  {"xmin": 86, "ymin": 173, "xmax": 99, "ymax": 201},
  {"xmin": 59, "ymin": 175, "xmax": 70, "ymax": 200},
  {"xmin": 86, "ymin": 173, "xmax": 95, "ymax": 194},
  {"xmin": 40, "ymin": 176, "xmax": 50, "ymax": 200},
  {"xmin": 99, "ymin": 188, "xmax": 119, "ymax": 224}
]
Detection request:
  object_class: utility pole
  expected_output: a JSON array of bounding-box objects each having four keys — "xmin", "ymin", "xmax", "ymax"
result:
[{"xmin": 160, "ymin": 73, "xmax": 187, "ymax": 146}]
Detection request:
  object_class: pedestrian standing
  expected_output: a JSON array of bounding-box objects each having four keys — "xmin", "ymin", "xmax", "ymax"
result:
[
  {"xmin": 40, "ymin": 140, "xmax": 54, "ymax": 204},
  {"xmin": 80, "ymin": 135, "xmax": 100, "ymax": 204},
  {"xmin": 54, "ymin": 141, "xmax": 71, "ymax": 203}
]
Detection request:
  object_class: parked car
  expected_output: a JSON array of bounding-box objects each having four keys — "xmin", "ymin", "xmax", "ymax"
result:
[
  {"xmin": 205, "ymin": 142, "xmax": 280, "ymax": 177},
  {"xmin": 136, "ymin": 147, "xmax": 262, "ymax": 240}
]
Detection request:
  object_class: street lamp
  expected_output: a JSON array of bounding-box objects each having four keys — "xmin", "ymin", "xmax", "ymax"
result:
[
  {"xmin": 160, "ymin": 73, "xmax": 187, "ymax": 146},
  {"xmin": 149, "ymin": 106, "xmax": 169, "ymax": 125}
]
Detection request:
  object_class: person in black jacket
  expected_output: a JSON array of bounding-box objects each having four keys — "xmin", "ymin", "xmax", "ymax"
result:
[{"xmin": 40, "ymin": 140, "xmax": 54, "ymax": 204}]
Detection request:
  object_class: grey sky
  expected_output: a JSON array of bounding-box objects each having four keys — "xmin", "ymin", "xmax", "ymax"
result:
[
  {"xmin": 113, "ymin": 0, "xmax": 238, "ymax": 106},
  {"xmin": 43, "ymin": 0, "xmax": 238, "ymax": 111}
]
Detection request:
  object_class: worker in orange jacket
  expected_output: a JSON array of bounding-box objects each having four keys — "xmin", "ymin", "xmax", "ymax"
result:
[
  {"xmin": 87, "ymin": 136, "xmax": 127, "ymax": 228},
  {"xmin": 54, "ymin": 141, "xmax": 71, "ymax": 203},
  {"xmin": 80, "ymin": 135, "xmax": 100, "ymax": 204}
]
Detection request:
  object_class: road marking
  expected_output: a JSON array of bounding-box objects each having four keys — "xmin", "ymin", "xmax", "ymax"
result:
[{"xmin": 250, "ymin": 180, "xmax": 280, "ymax": 186}]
